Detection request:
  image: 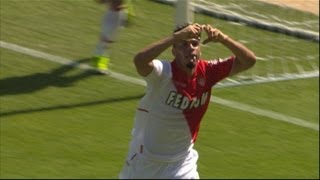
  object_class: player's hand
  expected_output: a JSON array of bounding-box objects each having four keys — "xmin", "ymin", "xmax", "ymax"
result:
[
  {"xmin": 201, "ymin": 24, "xmax": 228, "ymax": 44},
  {"xmin": 173, "ymin": 23, "xmax": 203, "ymax": 41}
]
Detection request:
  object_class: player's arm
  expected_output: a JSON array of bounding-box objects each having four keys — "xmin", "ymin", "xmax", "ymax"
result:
[
  {"xmin": 134, "ymin": 24, "xmax": 202, "ymax": 77},
  {"xmin": 133, "ymin": 36, "xmax": 174, "ymax": 77},
  {"xmin": 221, "ymin": 36, "xmax": 256, "ymax": 76},
  {"xmin": 202, "ymin": 24, "xmax": 256, "ymax": 76}
]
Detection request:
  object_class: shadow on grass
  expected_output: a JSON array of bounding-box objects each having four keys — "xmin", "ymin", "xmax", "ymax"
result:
[
  {"xmin": 0, "ymin": 94, "xmax": 144, "ymax": 118},
  {"xmin": 0, "ymin": 57, "xmax": 101, "ymax": 96}
]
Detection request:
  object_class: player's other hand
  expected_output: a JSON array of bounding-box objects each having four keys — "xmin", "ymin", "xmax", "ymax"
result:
[
  {"xmin": 173, "ymin": 23, "xmax": 202, "ymax": 42},
  {"xmin": 201, "ymin": 24, "xmax": 228, "ymax": 44}
]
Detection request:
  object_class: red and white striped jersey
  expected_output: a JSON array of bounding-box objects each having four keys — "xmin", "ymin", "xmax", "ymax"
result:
[{"xmin": 128, "ymin": 57, "xmax": 235, "ymax": 161}]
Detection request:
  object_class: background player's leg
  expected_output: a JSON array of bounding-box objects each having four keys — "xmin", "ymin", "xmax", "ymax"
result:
[{"xmin": 93, "ymin": 11, "xmax": 120, "ymax": 74}]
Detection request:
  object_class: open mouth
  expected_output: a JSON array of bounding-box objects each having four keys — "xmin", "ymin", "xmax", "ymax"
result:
[{"xmin": 186, "ymin": 55, "xmax": 197, "ymax": 69}]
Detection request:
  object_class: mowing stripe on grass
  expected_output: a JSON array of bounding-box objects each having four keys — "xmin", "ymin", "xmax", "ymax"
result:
[{"xmin": 0, "ymin": 40, "xmax": 318, "ymax": 131}]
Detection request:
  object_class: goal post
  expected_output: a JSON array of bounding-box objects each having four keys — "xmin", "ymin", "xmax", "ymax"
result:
[{"xmin": 175, "ymin": 0, "xmax": 193, "ymax": 26}]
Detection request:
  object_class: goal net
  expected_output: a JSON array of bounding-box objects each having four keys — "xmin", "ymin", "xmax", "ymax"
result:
[{"xmin": 156, "ymin": 0, "xmax": 319, "ymax": 88}]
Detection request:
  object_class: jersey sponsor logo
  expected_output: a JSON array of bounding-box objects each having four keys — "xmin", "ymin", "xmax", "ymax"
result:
[{"xmin": 165, "ymin": 91, "xmax": 209, "ymax": 110}]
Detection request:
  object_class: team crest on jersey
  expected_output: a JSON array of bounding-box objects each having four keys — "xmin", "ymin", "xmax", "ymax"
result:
[{"xmin": 197, "ymin": 77, "xmax": 206, "ymax": 87}]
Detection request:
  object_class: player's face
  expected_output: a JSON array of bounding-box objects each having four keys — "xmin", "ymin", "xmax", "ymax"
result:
[{"xmin": 173, "ymin": 38, "xmax": 201, "ymax": 71}]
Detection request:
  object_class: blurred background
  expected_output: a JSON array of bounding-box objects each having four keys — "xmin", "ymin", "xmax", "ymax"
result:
[{"xmin": 0, "ymin": 0, "xmax": 319, "ymax": 178}]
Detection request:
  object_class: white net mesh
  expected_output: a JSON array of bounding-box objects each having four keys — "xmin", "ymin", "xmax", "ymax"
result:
[{"xmin": 154, "ymin": 0, "xmax": 319, "ymax": 88}]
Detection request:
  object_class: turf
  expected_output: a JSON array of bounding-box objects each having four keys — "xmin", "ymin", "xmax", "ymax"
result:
[{"xmin": 0, "ymin": 0, "xmax": 319, "ymax": 178}]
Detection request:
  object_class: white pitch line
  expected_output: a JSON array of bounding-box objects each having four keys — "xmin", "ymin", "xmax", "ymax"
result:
[
  {"xmin": 0, "ymin": 40, "xmax": 318, "ymax": 131},
  {"xmin": 212, "ymin": 97, "xmax": 318, "ymax": 131},
  {"xmin": 0, "ymin": 41, "xmax": 146, "ymax": 87}
]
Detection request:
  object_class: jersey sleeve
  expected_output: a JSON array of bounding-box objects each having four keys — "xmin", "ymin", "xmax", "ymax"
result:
[
  {"xmin": 206, "ymin": 56, "xmax": 235, "ymax": 86},
  {"xmin": 143, "ymin": 59, "xmax": 170, "ymax": 86}
]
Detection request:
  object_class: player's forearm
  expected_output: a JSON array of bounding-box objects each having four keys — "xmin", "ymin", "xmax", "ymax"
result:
[
  {"xmin": 134, "ymin": 35, "xmax": 175, "ymax": 67},
  {"xmin": 221, "ymin": 37, "xmax": 256, "ymax": 67},
  {"xmin": 133, "ymin": 35, "xmax": 176, "ymax": 76}
]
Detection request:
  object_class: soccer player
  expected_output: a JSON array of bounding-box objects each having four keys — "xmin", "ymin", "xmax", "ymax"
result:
[
  {"xmin": 92, "ymin": 0, "xmax": 135, "ymax": 74},
  {"xmin": 119, "ymin": 23, "xmax": 256, "ymax": 179}
]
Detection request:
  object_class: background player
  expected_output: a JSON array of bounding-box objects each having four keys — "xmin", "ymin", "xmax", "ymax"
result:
[{"xmin": 92, "ymin": 0, "xmax": 135, "ymax": 74}]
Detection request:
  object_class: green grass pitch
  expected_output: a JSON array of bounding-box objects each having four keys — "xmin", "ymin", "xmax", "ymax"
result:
[{"xmin": 0, "ymin": 0, "xmax": 318, "ymax": 178}]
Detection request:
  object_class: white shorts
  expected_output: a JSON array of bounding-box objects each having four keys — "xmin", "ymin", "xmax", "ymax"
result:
[{"xmin": 119, "ymin": 148, "xmax": 200, "ymax": 179}]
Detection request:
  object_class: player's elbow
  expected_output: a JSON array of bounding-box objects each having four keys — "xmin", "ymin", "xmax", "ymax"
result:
[
  {"xmin": 133, "ymin": 53, "xmax": 153, "ymax": 77},
  {"xmin": 249, "ymin": 56, "xmax": 256, "ymax": 68},
  {"xmin": 230, "ymin": 54, "xmax": 256, "ymax": 76},
  {"xmin": 133, "ymin": 53, "xmax": 145, "ymax": 68},
  {"xmin": 133, "ymin": 54, "xmax": 139, "ymax": 66},
  {"xmin": 245, "ymin": 53, "xmax": 256, "ymax": 69}
]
